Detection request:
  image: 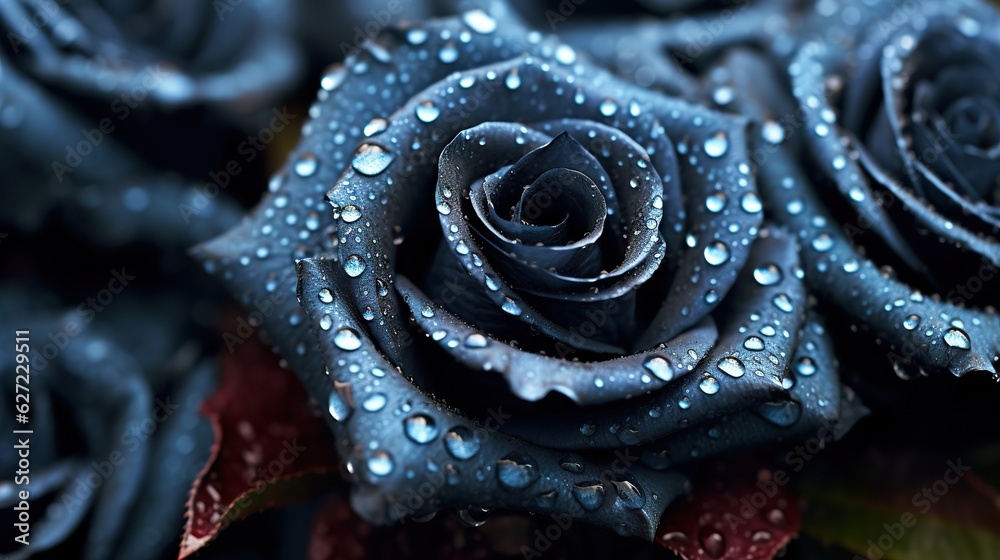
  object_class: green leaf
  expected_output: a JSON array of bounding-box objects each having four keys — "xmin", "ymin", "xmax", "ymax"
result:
[{"xmin": 799, "ymin": 447, "xmax": 1000, "ymax": 560}]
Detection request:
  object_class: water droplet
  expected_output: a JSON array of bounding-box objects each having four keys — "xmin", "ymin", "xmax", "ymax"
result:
[
  {"xmin": 703, "ymin": 132, "xmax": 729, "ymax": 158},
  {"xmin": 753, "ymin": 263, "xmax": 783, "ymax": 285},
  {"xmin": 438, "ymin": 44, "xmax": 458, "ymax": 64},
  {"xmin": 705, "ymin": 192, "xmax": 726, "ymax": 213},
  {"xmin": 740, "ymin": 192, "xmax": 762, "ymax": 213},
  {"xmin": 580, "ymin": 421, "xmax": 597, "ymax": 436},
  {"xmin": 814, "ymin": 123, "xmax": 830, "ymax": 137},
  {"xmin": 444, "ymin": 427, "xmax": 480, "ymax": 460},
  {"xmin": 344, "ymin": 254, "xmax": 366, "ymax": 277},
  {"xmin": 599, "ymin": 99, "xmax": 618, "ymax": 117},
  {"xmin": 420, "ymin": 305, "xmax": 435, "ymax": 318},
  {"xmin": 294, "ymin": 152, "xmax": 318, "ymax": 177},
  {"xmin": 678, "ymin": 397, "xmax": 691, "ymax": 409},
  {"xmin": 773, "ymin": 294, "xmax": 794, "ymax": 313},
  {"xmin": 609, "ymin": 475, "xmax": 645, "ymax": 509},
  {"xmin": 704, "ymin": 241, "xmax": 731, "ymax": 266},
  {"xmin": 318, "ymin": 288, "xmax": 333, "ymax": 303},
  {"xmin": 535, "ymin": 490, "xmax": 558, "ymax": 509},
  {"xmin": 796, "ymin": 357, "xmax": 816, "ymax": 376},
  {"xmin": 362, "ymin": 393, "xmax": 387, "ymax": 412},
  {"xmin": 761, "ymin": 120, "xmax": 785, "ymax": 144},
  {"xmin": 504, "ymin": 70, "xmax": 521, "ymax": 90},
  {"xmin": 713, "ymin": 86, "xmax": 734, "ymax": 105},
  {"xmin": 333, "ymin": 328, "xmax": 362, "ymax": 351},
  {"xmin": 767, "ymin": 508, "xmax": 786, "ymax": 526},
  {"xmin": 416, "ymin": 102, "xmax": 441, "ymax": 124},
  {"xmin": 319, "ymin": 314, "xmax": 333, "ymax": 331},
  {"xmin": 811, "ymin": 233, "xmax": 834, "ymax": 252},
  {"xmin": 699, "ymin": 529, "xmax": 727, "ymax": 559},
  {"xmin": 462, "ymin": 9, "xmax": 497, "ymax": 33},
  {"xmin": 368, "ymin": 450, "xmax": 393, "ymax": 476},
  {"xmin": 436, "ymin": 201, "xmax": 451, "ymax": 215},
  {"xmin": 406, "ymin": 28, "xmax": 428, "ymax": 45},
  {"xmin": 352, "ymin": 144, "xmax": 394, "ymax": 176},
  {"xmin": 559, "ymin": 456, "xmax": 584, "ymax": 473},
  {"xmin": 341, "ymin": 205, "xmax": 362, "ymax": 223},
  {"xmin": 752, "ymin": 530, "xmax": 773, "ymax": 542},
  {"xmin": 555, "ymin": 44, "xmax": 577, "ymax": 64},
  {"xmin": 328, "ymin": 390, "xmax": 351, "ymax": 421},
  {"xmin": 944, "ymin": 328, "xmax": 971, "ymax": 350},
  {"xmin": 497, "ymin": 454, "xmax": 539, "ymax": 489},
  {"xmin": 902, "ymin": 314, "xmax": 920, "ymax": 331},
  {"xmin": 717, "ymin": 356, "xmax": 746, "ymax": 377},
  {"xmin": 363, "ymin": 118, "xmax": 388, "ymax": 137},
  {"xmin": 403, "ymin": 414, "xmax": 439, "ymax": 444},
  {"xmin": 644, "ymin": 356, "xmax": 673, "ymax": 382},
  {"xmin": 501, "ymin": 298, "xmax": 522, "ymax": 316},
  {"xmin": 457, "ymin": 506, "xmax": 490, "ymax": 527},
  {"xmin": 320, "ymin": 64, "xmax": 347, "ymax": 91},
  {"xmin": 572, "ymin": 481, "xmax": 605, "ymax": 511},
  {"xmin": 699, "ymin": 375, "xmax": 721, "ymax": 394},
  {"xmin": 758, "ymin": 399, "xmax": 802, "ymax": 425},
  {"xmin": 744, "ymin": 336, "xmax": 765, "ymax": 351}
]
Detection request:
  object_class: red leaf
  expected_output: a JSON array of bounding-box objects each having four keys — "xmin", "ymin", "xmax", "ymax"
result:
[
  {"xmin": 657, "ymin": 459, "xmax": 801, "ymax": 560},
  {"xmin": 307, "ymin": 495, "xmax": 509, "ymax": 560},
  {"xmin": 179, "ymin": 337, "xmax": 339, "ymax": 558}
]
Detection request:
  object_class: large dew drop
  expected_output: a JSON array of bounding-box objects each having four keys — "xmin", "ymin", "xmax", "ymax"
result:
[
  {"xmin": 333, "ymin": 328, "xmax": 362, "ymax": 351},
  {"xmin": 462, "ymin": 9, "xmax": 497, "ymax": 33},
  {"xmin": 572, "ymin": 481, "xmax": 606, "ymax": 511},
  {"xmin": 403, "ymin": 414, "xmax": 439, "ymax": 444},
  {"xmin": 328, "ymin": 390, "xmax": 352, "ymax": 421},
  {"xmin": 294, "ymin": 152, "xmax": 318, "ymax": 177},
  {"xmin": 609, "ymin": 475, "xmax": 645, "ymax": 509},
  {"xmin": 704, "ymin": 242, "xmax": 731, "ymax": 266},
  {"xmin": 496, "ymin": 454, "xmax": 539, "ymax": 489},
  {"xmin": 368, "ymin": 450, "xmax": 394, "ymax": 476},
  {"xmin": 343, "ymin": 254, "xmax": 367, "ymax": 277},
  {"xmin": 699, "ymin": 375, "xmax": 720, "ymax": 394},
  {"xmin": 361, "ymin": 393, "xmax": 387, "ymax": 412},
  {"xmin": 416, "ymin": 101, "xmax": 441, "ymax": 123},
  {"xmin": 703, "ymin": 132, "xmax": 729, "ymax": 158},
  {"xmin": 643, "ymin": 356, "xmax": 673, "ymax": 382},
  {"xmin": 943, "ymin": 328, "xmax": 971, "ymax": 350},
  {"xmin": 444, "ymin": 427, "xmax": 480, "ymax": 460},
  {"xmin": 352, "ymin": 144, "xmax": 394, "ymax": 176},
  {"xmin": 717, "ymin": 356, "xmax": 746, "ymax": 378},
  {"xmin": 753, "ymin": 263, "xmax": 783, "ymax": 286}
]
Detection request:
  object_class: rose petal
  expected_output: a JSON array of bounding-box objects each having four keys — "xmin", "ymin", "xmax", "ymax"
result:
[
  {"xmin": 397, "ymin": 274, "xmax": 716, "ymax": 405},
  {"xmin": 295, "ymin": 256, "xmax": 689, "ymax": 540},
  {"xmin": 503, "ymin": 231, "xmax": 808, "ymax": 450}
]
